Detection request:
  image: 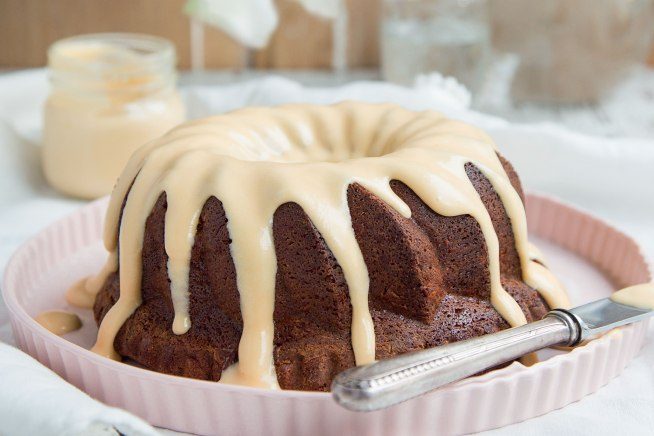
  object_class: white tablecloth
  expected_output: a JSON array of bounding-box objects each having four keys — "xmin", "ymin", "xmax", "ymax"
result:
[{"xmin": 1, "ymin": 69, "xmax": 653, "ymax": 435}]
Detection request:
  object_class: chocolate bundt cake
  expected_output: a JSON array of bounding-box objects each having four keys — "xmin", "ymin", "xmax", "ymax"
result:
[{"xmin": 74, "ymin": 102, "xmax": 570, "ymax": 391}]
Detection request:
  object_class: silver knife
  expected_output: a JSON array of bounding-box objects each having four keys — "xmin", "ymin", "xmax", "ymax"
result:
[{"xmin": 332, "ymin": 298, "xmax": 652, "ymax": 412}]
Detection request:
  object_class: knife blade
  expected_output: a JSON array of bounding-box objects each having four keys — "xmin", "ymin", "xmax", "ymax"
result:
[
  {"xmin": 332, "ymin": 295, "xmax": 653, "ymax": 412},
  {"xmin": 569, "ymin": 297, "xmax": 652, "ymax": 339}
]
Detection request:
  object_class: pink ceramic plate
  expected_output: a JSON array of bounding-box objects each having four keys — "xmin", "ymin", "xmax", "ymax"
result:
[{"xmin": 2, "ymin": 194, "xmax": 651, "ymax": 435}]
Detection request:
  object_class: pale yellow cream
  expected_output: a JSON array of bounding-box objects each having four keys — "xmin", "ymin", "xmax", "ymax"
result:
[
  {"xmin": 66, "ymin": 252, "xmax": 118, "ymax": 309},
  {"xmin": 82, "ymin": 102, "xmax": 569, "ymax": 388},
  {"xmin": 611, "ymin": 283, "xmax": 654, "ymax": 310},
  {"xmin": 36, "ymin": 310, "xmax": 82, "ymax": 336},
  {"xmin": 43, "ymin": 37, "xmax": 186, "ymax": 199},
  {"xmin": 528, "ymin": 242, "xmax": 547, "ymax": 265}
]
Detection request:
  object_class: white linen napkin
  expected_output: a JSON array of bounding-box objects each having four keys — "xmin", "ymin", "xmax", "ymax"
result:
[
  {"xmin": 0, "ymin": 68, "xmax": 652, "ymax": 435},
  {"xmin": 0, "ymin": 343, "xmax": 157, "ymax": 436}
]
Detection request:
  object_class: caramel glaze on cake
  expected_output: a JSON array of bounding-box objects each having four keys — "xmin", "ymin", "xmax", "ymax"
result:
[{"xmin": 80, "ymin": 102, "xmax": 571, "ymax": 391}]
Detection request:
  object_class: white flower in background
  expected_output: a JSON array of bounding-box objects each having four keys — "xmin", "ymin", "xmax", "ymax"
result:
[
  {"xmin": 184, "ymin": 0, "xmax": 343, "ymax": 49},
  {"xmin": 184, "ymin": 0, "xmax": 279, "ymax": 49},
  {"xmin": 414, "ymin": 72, "xmax": 472, "ymax": 109},
  {"xmin": 294, "ymin": 0, "xmax": 342, "ymax": 19}
]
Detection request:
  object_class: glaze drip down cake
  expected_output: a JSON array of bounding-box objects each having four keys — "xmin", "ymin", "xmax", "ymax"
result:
[{"xmin": 74, "ymin": 102, "xmax": 571, "ymax": 391}]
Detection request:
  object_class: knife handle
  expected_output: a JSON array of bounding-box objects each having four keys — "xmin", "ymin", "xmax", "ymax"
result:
[{"xmin": 332, "ymin": 310, "xmax": 580, "ymax": 412}]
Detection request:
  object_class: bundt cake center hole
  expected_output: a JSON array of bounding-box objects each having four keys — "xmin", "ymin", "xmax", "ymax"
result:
[{"xmin": 279, "ymin": 142, "xmax": 399, "ymax": 164}]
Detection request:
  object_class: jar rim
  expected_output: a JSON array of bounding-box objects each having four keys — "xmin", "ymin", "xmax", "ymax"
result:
[
  {"xmin": 48, "ymin": 33, "xmax": 177, "ymax": 97},
  {"xmin": 48, "ymin": 33, "xmax": 176, "ymax": 71}
]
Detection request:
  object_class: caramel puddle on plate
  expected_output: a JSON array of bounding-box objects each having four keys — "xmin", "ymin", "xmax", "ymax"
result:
[{"xmin": 35, "ymin": 310, "xmax": 82, "ymax": 336}]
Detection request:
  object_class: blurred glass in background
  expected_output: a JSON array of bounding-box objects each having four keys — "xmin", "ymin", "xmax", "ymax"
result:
[
  {"xmin": 381, "ymin": 0, "xmax": 654, "ymax": 104},
  {"xmin": 491, "ymin": 0, "xmax": 654, "ymax": 103},
  {"xmin": 381, "ymin": 0, "xmax": 490, "ymax": 93}
]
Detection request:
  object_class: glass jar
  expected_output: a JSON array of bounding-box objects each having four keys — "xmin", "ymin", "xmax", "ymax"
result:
[
  {"xmin": 43, "ymin": 33, "xmax": 186, "ymax": 199},
  {"xmin": 381, "ymin": 0, "xmax": 491, "ymax": 93}
]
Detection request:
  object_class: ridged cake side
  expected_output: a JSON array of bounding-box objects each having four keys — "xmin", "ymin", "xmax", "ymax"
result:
[
  {"xmin": 93, "ymin": 156, "xmax": 549, "ymax": 391},
  {"xmin": 78, "ymin": 102, "xmax": 570, "ymax": 390}
]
